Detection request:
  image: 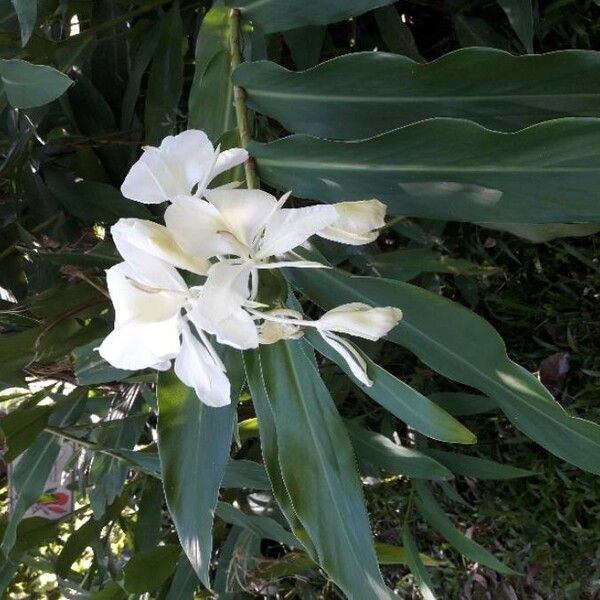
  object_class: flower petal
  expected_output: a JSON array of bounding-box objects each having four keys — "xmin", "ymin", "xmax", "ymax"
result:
[
  {"xmin": 111, "ymin": 218, "xmax": 209, "ymax": 275},
  {"xmin": 98, "ymin": 316, "xmax": 181, "ymax": 370},
  {"xmin": 319, "ymin": 331, "xmax": 372, "ymax": 386},
  {"xmin": 318, "ymin": 200, "xmax": 387, "ymax": 245},
  {"xmin": 210, "ymin": 147, "xmax": 248, "ymax": 180},
  {"xmin": 257, "ymin": 204, "xmax": 337, "ymax": 259},
  {"xmin": 174, "ymin": 322, "xmax": 231, "ymax": 407},
  {"xmin": 317, "ymin": 303, "xmax": 403, "ymax": 341}
]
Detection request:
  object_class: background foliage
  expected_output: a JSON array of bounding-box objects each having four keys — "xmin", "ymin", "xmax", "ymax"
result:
[{"xmin": 0, "ymin": 0, "xmax": 599, "ymax": 598}]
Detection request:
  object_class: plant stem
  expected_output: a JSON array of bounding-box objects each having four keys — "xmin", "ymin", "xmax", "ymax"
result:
[{"xmin": 229, "ymin": 8, "xmax": 258, "ymax": 190}]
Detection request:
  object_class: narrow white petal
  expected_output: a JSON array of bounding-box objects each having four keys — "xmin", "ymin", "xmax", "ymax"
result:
[
  {"xmin": 99, "ymin": 316, "xmax": 181, "ymax": 370},
  {"xmin": 174, "ymin": 322, "xmax": 231, "ymax": 407},
  {"xmin": 255, "ymin": 260, "xmax": 330, "ymax": 270},
  {"xmin": 111, "ymin": 218, "xmax": 208, "ymax": 275},
  {"xmin": 317, "ymin": 303, "xmax": 403, "ymax": 341},
  {"xmin": 120, "ymin": 147, "xmax": 177, "ymax": 204},
  {"xmin": 320, "ymin": 331, "xmax": 372, "ymax": 387},
  {"xmin": 210, "ymin": 148, "xmax": 248, "ymax": 180},
  {"xmin": 257, "ymin": 204, "xmax": 338, "ymax": 259},
  {"xmin": 318, "ymin": 200, "xmax": 387, "ymax": 245}
]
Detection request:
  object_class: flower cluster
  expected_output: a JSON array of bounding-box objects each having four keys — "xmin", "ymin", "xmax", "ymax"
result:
[{"xmin": 99, "ymin": 130, "xmax": 403, "ymax": 406}]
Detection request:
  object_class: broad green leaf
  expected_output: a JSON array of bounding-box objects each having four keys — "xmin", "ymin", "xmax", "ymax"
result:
[
  {"xmin": 235, "ymin": 49, "xmax": 600, "ymax": 137},
  {"xmin": 376, "ymin": 542, "xmax": 439, "ymax": 567},
  {"xmin": 157, "ymin": 370, "xmax": 236, "ymax": 588},
  {"xmin": 346, "ymin": 421, "xmax": 453, "ymax": 480},
  {"xmin": 283, "ymin": 26, "xmax": 326, "ymax": 70},
  {"xmin": 0, "ymin": 405, "xmax": 54, "ymax": 462},
  {"xmin": 145, "ymin": 3, "xmax": 184, "ymax": 144},
  {"xmin": 422, "ymin": 449, "xmax": 534, "ymax": 479},
  {"xmin": 288, "ymin": 267, "xmax": 600, "ymax": 474},
  {"xmin": 9, "ymin": 0, "xmax": 35, "ymax": 46},
  {"xmin": 414, "ymin": 481, "xmax": 516, "ymax": 574},
  {"xmin": 135, "ymin": 478, "xmax": 163, "ymax": 552},
  {"xmin": 165, "ymin": 556, "xmax": 198, "ymax": 600},
  {"xmin": 188, "ymin": 7, "xmax": 235, "ymax": 141},
  {"xmin": 72, "ymin": 339, "xmax": 134, "ymax": 385},
  {"xmin": 497, "ymin": 0, "xmax": 533, "ymax": 52},
  {"xmin": 305, "ymin": 330, "xmax": 476, "ymax": 444},
  {"xmin": 123, "ymin": 545, "xmax": 181, "ymax": 593},
  {"xmin": 0, "ymin": 59, "xmax": 72, "ymax": 108},
  {"xmin": 224, "ymin": 0, "xmax": 396, "ymax": 33},
  {"xmin": 216, "ymin": 502, "xmax": 300, "ymax": 547},
  {"xmin": 245, "ymin": 341, "xmax": 391, "ymax": 599},
  {"xmin": 0, "ymin": 327, "xmax": 38, "ymax": 387},
  {"xmin": 221, "ymin": 459, "xmax": 270, "ymax": 489},
  {"xmin": 402, "ymin": 523, "xmax": 437, "ymax": 600},
  {"xmin": 249, "ymin": 118, "xmax": 600, "ymax": 223},
  {"xmin": 480, "ymin": 222, "xmax": 600, "ymax": 243},
  {"xmin": 373, "ymin": 6, "xmax": 423, "ymax": 61},
  {"xmin": 428, "ymin": 392, "xmax": 497, "ymax": 416}
]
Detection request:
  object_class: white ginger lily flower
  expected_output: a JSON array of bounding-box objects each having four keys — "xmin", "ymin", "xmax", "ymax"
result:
[
  {"xmin": 257, "ymin": 308, "xmax": 305, "ymax": 344},
  {"xmin": 318, "ymin": 200, "xmax": 387, "ymax": 245},
  {"xmin": 98, "ymin": 244, "xmax": 231, "ymax": 407},
  {"xmin": 164, "ymin": 188, "xmax": 338, "ymax": 268},
  {"xmin": 120, "ymin": 129, "xmax": 247, "ymax": 204}
]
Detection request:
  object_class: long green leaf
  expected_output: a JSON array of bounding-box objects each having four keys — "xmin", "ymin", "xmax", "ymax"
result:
[
  {"xmin": 245, "ymin": 341, "xmax": 391, "ymax": 599},
  {"xmin": 497, "ymin": 0, "xmax": 533, "ymax": 52},
  {"xmin": 157, "ymin": 370, "xmax": 236, "ymax": 588},
  {"xmin": 188, "ymin": 7, "xmax": 235, "ymax": 141},
  {"xmin": 224, "ymin": 0, "xmax": 395, "ymax": 33},
  {"xmin": 123, "ymin": 545, "xmax": 181, "ymax": 593},
  {"xmin": 145, "ymin": 3, "xmax": 184, "ymax": 144},
  {"xmin": 288, "ymin": 267, "xmax": 600, "ymax": 474},
  {"xmin": 234, "ymin": 49, "xmax": 600, "ymax": 137},
  {"xmin": 0, "ymin": 59, "xmax": 72, "ymax": 108},
  {"xmin": 9, "ymin": 0, "xmax": 35, "ymax": 46},
  {"xmin": 249, "ymin": 118, "xmax": 600, "ymax": 223},
  {"xmin": 414, "ymin": 481, "xmax": 516, "ymax": 574},
  {"xmin": 402, "ymin": 523, "xmax": 437, "ymax": 600},
  {"xmin": 305, "ymin": 330, "xmax": 476, "ymax": 444}
]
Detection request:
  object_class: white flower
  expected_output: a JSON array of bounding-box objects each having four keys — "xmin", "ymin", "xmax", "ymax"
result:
[
  {"xmin": 257, "ymin": 308, "xmax": 305, "ymax": 344},
  {"xmin": 98, "ymin": 244, "xmax": 231, "ymax": 407},
  {"xmin": 120, "ymin": 130, "xmax": 247, "ymax": 204},
  {"xmin": 318, "ymin": 200, "xmax": 387, "ymax": 245}
]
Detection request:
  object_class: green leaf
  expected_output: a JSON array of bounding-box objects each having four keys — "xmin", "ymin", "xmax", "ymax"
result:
[
  {"xmin": 497, "ymin": 0, "xmax": 533, "ymax": 52},
  {"xmin": 235, "ymin": 49, "xmax": 600, "ymax": 137},
  {"xmin": 422, "ymin": 449, "xmax": 534, "ymax": 480},
  {"xmin": 346, "ymin": 421, "xmax": 453, "ymax": 480},
  {"xmin": 188, "ymin": 7, "xmax": 235, "ymax": 141},
  {"xmin": 216, "ymin": 502, "xmax": 300, "ymax": 547},
  {"xmin": 224, "ymin": 0, "xmax": 396, "ymax": 33},
  {"xmin": 0, "ymin": 405, "xmax": 54, "ymax": 463},
  {"xmin": 0, "ymin": 59, "xmax": 72, "ymax": 108},
  {"xmin": 221, "ymin": 459, "xmax": 270, "ymax": 490},
  {"xmin": 402, "ymin": 523, "xmax": 437, "ymax": 600},
  {"xmin": 249, "ymin": 118, "xmax": 600, "ymax": 223},
  {"xmin": 134, "ymin": 478, "xmax": 164, "ymax": 553},
  {"xmin": 283, "ymin": 26, "xmax": 326, "ymax": 70},
  {"xmin": 157, "ymin": 370, "xmax": 236, "ymax": 588},
  {"xmin": 480, "ymin": 222, "xmax": 600, "ymax": 243},
  {"xmin": 428, "ymin": 392, "xmax": 497, "ymax": 416},
  {"xmin": 305, "ymin": 330, "xmax": 476, "ymax": 444},
  {"xmin": 414, "ymin": 481, "xmax": 516, "ymax": 574},
  {"xmin": 165, "ymin": 556, "xmax": 198, "ymax": 600},
  {"xmin": 9, "ymin": 0, "xmax": 36, "ymax": 47},
  {"xmin": 373, "ymin": 6, "xmax": 423, "ymax": 61},
  {"xmin": 288, "ymin": 267, "xmax": 600, "ymax": 474},
  {"xmin": 72, "ymin": 339, "xmax": 134, "ymax": 385},
  {"xmin": 244, "ymin": 341, "xmax": 391, "ymax": 600},
  {"xmin": 376, "ymin": 542, "xmax": 439, "ymax": 567},
  {"xmin": 123, "ymin": 545, "xmax": 181, "ymax": 593},
  {"xmin": 145, "ymin": 3, "xmax": 184, "ymax": 144}
]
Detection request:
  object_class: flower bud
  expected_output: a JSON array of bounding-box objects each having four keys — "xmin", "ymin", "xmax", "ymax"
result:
[{"xmin": 318, "ymin": 200, "xmax": 387, "ymax": 245}]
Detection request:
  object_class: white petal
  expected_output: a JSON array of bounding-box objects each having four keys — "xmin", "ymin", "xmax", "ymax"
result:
[
  {"xmin": 106, "ymin": 262, "xmax": 185, "ymax": 327},
  {"xmin": 319, "ymin": 331, "xmax": 372, "ymax": 386},
  {"xmin": 205, "ymin": 188, "xmax": 279, "ymax": 250},
  {"xmin": 317, "ymin": 303, "xmax": 403, "ymax": 341},
  {"xmin": 111, "ymin": 218, "xmax": 208, "ymax": 275},
  {"xmin": 120, "ymin": 130, "xmax": 215, "ymax": 203},
  {"xmin": 188, "ymin": 261, "xmax": 258, "ymax": 350},
  {"xmin": 110, "ymin": 232, "xmax": 188, "ymax": 293},
  {"xmin": 174, "ymin": 322, "xmax": 231, "ymax": 407},
  {"xmin": 318, "ymin": 200, "xmax": 387, "ymax": 245},
  {"xmin": 210, "ymin": 148, "xmax": 248, "ymax": 180},
  {"xmin": 165, "ymin": 195, "xmax": 243, "ymax": 258},
  {"xmin": 257, "ymin": 204, "xmax": 338, "ymax": 259},
  {"xmin": 258, "ymin": 309, "xmax": 304, "ymax": 344},
  {"xmin": 255, "ymin": 260, "xmax": 329, "ymax": 270},
  {"xmin": 99, "ymin": 316, "xmax": 181, "ymax": 370}
]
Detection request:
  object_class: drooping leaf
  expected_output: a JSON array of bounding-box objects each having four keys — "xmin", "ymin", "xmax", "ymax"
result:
[
  {"xmin": 414, "ymin": 481, "xmax": 516, "ymax": 574},
  {"xmin": 157, "ymin": 370, "xmax": 236, "ymax": 588},
  {"xmin": 134, "ymin": 478, "xmax": 163, "ymax": 552},
  {"xmin": 123, "ymin": 545, "xmax": 181, "ymax": 593},
  {"xmin": 188, "ymin": 7, "xmax": 235, "ymax": 141},
  {"xmin": 245, "ymin": 341, "xmax": 391, "ymax": 599},
  {"xmin": 402, "ymin": 523, "xmax": 437, "ymax": 600},
  {"xmin": 9, "ymin": 0, "xmax": 36, "ymax": 47},
  {"xmin": 497, "ymin": 0, "xmax": 533, "ymax": 52},
  {"xmin": 224, "ymin": 0, "xmax": 396, "ymax": 33},
  {"xmin": 235, "ymin": 49, "xmax": 600, "ymax": 137},
  {"xmin": 346, "ymin": 420, "xmax": 453, "ymax": 480},
  {"xmin": 0, "ymin": 59, "xmax": 72, "ymax": 108},
  {"xmin": 428, "ymin": 392, "xmax": 497, "ymax": 416},
  {"xmin": 249, "ymin": 119, "xmax": 600, "ymax": 223},
  {"xmin": 165, "ymin": 556, "xmax": 198, "ymax": 600},
  {"xmin": 145, "ymin": 3, "xmax": 184, "ymax": 144},
  {"xmin": 373, "ymin": 6, "xmax": 423, "ymax": 61},
  {"xmin": 288, "ymin": 267, "xmax": 600, "ymax": 474},
  {"xmin": 283, "ymin": 25, "xmax": 326, "ymax": 70}
]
